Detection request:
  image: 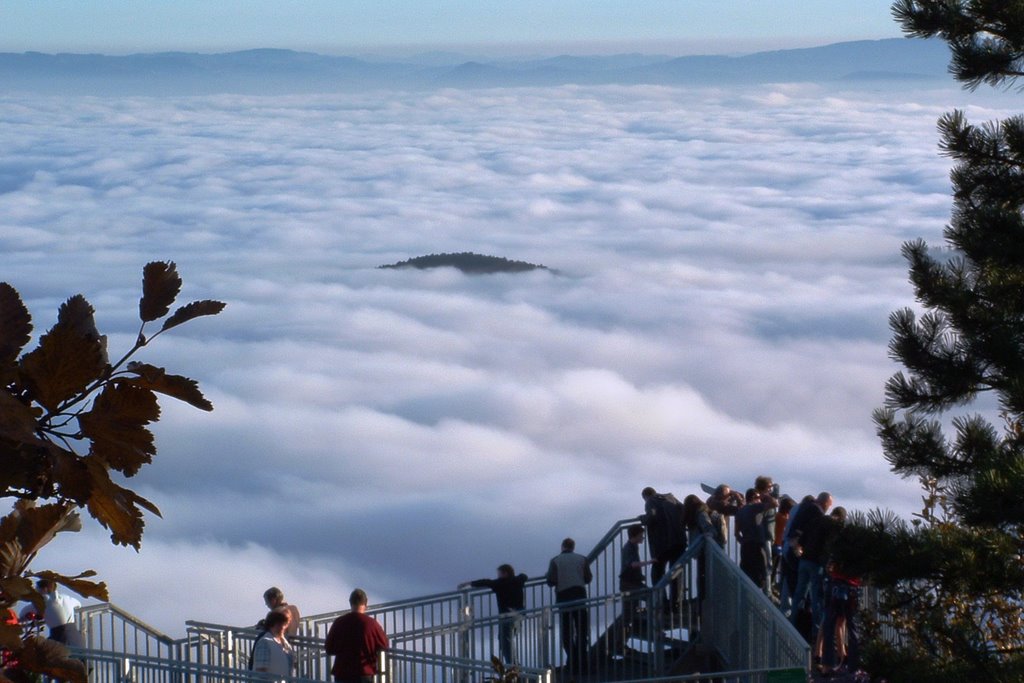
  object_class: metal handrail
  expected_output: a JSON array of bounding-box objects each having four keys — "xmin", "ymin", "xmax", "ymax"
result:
[
  {"xmin": 585, "ymin": 517, "xmax": 646, "ymax": 564},
  {"xmin": 593, "ymin": 666, "xmax": 810, "ymax": 683},
  {"xmin": 77, "ymin": 602, "xmax": 179, "ymax": 645},
  {"xmin": 70, "ymin": 513, "xmax": 792, "ymax": 682},
  {"xmin": 701, "ymin": 539, "xmax": 809, "ymax": 673},
  {"xmin": 385, "ymin": 646, "xmax": 553, "ymax": 683},
  {"xmin": 71, "ymin": 646, "xmax": 327, "ymax": 683},
  {"xmin": 299, "ymin": 517, "xmax": 647, "ymax": 635}
]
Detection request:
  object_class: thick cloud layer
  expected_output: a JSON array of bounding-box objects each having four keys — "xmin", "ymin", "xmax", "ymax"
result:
[{"xmin": 4, "ymin": 80, "xmax": 1015, "ymax": 634}]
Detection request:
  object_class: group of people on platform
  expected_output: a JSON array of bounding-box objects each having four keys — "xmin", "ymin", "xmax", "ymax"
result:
[
  {"xmin": 637, "ymin": 478, "xmax": 860, "ymax": 678},
  {"xmin": 459, "ymin": 478, "xmax": 860, "ymax": 678},
  {"xmin": 5, "ymin": 478, "xmax": 860, "ymax": 682}
]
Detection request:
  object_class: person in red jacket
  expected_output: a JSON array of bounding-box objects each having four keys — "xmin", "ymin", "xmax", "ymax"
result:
[{"xmin": 324, "ymin": 589, "xmax": 389, "ymax": 683}]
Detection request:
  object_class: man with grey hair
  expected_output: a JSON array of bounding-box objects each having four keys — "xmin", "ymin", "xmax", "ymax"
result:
[{"xmin": 263, "ymin": 586, "xmax": 301, "ymax": 637}]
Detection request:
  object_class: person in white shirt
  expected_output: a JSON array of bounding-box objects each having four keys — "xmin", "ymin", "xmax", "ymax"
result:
[
  {"xmin": 35, "ymin": 579, "xmax": 85, "ymax": 647},
  {"xmin": 252, "ymin": 609, "xmax": 294, "ymax": 680}
]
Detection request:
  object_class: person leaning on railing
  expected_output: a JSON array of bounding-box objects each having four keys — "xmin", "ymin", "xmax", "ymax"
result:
[
  {"xmin": 619, "ymin": 524, "xmax": 656, "ymax": 634},
  {"xmin": 458, "ymin": 564, "xmax": 528, "ymax": 667}
]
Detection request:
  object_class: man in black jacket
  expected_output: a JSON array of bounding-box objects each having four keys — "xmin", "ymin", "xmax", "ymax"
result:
[
  {"xmin": 787, "ymin": 491, "xmax": 834, "ymax": 639},
  {"xmin": 735, "ymin": 487, "xmax": 778, "ymax": 593},
  {"xmin": 641, "ymin": 487, "xmax": 688, "ymax": 608},
  {"xmin": 460, "ymin": 564, "xmax": 528, "ymax": 666}
]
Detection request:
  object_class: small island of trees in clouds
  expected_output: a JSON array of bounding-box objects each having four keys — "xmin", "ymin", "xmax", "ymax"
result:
[{"xmin": 379, "ymin": 252, "xmax": 549, "ymax": 274}]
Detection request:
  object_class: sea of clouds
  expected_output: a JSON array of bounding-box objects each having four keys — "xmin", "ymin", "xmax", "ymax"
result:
[{"xmin": 0, "ymin": 79, "xmax": 1015, "ymax": 634}]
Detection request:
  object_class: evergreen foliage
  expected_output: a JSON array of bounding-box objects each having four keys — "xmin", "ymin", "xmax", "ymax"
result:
[
  {"xmin": 834, "ymin": 3, "xmax": 1024, "ymax": 680},
  {"xmin": 379, "ymin": 252, "xmax": 548, "ymax": 274}
]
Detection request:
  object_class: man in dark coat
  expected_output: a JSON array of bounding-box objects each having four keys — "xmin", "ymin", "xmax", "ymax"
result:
[
  {"xmin": 735, "ymin": 487, "xmax": 778, "ymax": 593},
  {"xmin": 641, "ymin": 487, "xmax": 688, "ymax": 607},
  {"xmin": 460, "ymin": 564, "xmax": 528, "ymax": 665}
]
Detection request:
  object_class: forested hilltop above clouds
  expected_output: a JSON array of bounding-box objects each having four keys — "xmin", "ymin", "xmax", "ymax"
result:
[
  {"xmin": 379, "ymin": 253, "xmax": 548, "ymax": 274},
  {"xmin": 0, "ymin": 38, "xmax": 949, "ymax": 95}
]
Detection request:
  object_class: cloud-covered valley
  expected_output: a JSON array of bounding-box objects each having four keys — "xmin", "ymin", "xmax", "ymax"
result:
[{"xmin": 2, "ymin": 79, "xmax": 1015, "ymax": 634}]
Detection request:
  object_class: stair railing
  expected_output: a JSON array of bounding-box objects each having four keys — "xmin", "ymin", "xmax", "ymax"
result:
[
  {"xmin": 700, "ymin": 539, "xmax": 809, "ymax": 673},
  {"xmin": 76, "ymin": 602, "xmax": 183, "ymax": 661}
]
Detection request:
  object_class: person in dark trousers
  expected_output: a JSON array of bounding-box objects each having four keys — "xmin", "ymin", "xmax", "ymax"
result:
[
  {"xmin": 324, "ymin": 589, "xmax": 389, "ymax": 683},
  {"xmin": 788, "ymin": 492, "xmax": 835, "ymax": 641},
  {"xmin": 546, "ymin": 537, "xmax": 593, "ymax": 675},
  {"xmin": 459, "ymin": 564, "xmax": 528, "ymax": 666},
  {"xmin": 35, "ymin": 579, "xmax": 84, "ymax": 647},
  {"xmin": 779, "ymin": 494, "xmax": 815, "ymax": 617},
  {"xmin": 753, "ymin": 475, "xmax": 778, "ymax": 595},
  {"xmin": 641, "ymin": 487, "xmax": 687, "ymax": 609},
  {"xmin": 735, "ymin": 487, "xmax": 778, "ymax": 593},
  {"xmin": 619, "ymin": 524, "xmax": 656, "ymax": 636}
]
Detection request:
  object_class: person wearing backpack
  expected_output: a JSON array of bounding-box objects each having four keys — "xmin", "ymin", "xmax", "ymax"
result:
[
  {"xmin": 641, "ymin": 487, "xmax": 688, "ymax": 610},
  {"xmin": 250, "ymin": 609, "xmax": 294, "ymax": 681}
]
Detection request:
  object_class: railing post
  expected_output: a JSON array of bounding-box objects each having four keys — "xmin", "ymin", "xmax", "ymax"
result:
[
  {"xmin": 119, "ymin": 655, "xmax": 132, "ymax": 683},
  {"xmin": 225, "ymin": 627, "xmax": 235, "ymax": 668},
  {"xmin": 172, "ymin": 640, "xmax": 184, "ymax": 683},
  {"xmin": 540, "ymin": 606, "xmax": 553, "ymax": 669},
  {"xmin": 650, "ymin": 585, "xmax": 665, "ymax": 674},
  {"xmin": 457, "ymin": 592, "xmax": 471, "ymax": 683}
]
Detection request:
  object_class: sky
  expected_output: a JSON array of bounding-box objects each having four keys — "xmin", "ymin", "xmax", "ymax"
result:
[
  {"xmin": 1, "ymin": 0, "xmax": 1014, "ymax": 641},
  {"xmin": 2, "ymin": 1, "xmax": 903, "ymax": 55}
]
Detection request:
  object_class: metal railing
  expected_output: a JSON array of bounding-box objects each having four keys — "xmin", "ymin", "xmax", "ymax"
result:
[
  {"xmin": 72, "ymin": 647, "xmax": 325, "ymax": 683},
  {"xmin": 298, "ymin": 517, "xmax": 650, "ymax": 641},
  {"xmin": 701, "ymin": 539, "xmax": 809, "ymax": 673},
  {"xmin": 383, "ymin": 647, "xmax": 552, "ymax": 683},
  {"xmin": 592, "ymin": 667, "xmax": 809, "ymax": 683},
  {"xmin": 184, "ymin": 621, "xmax": 331, "ymax": 680},
  {"xmin": 69, "ymin": 514, "xmax": 803, "ymax": 683},
  {"xmin": 77, "ymin": 603, "xmax": 181, "ymax": 661}
]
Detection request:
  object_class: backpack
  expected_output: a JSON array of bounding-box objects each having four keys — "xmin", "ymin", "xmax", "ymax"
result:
[
  {"xmin": 248, "ymin": 630, "xmax": 269, "ymax": 670},
  {"xmin": 661, "ymin": 493, "xmax": 686, "ymax": 531}
]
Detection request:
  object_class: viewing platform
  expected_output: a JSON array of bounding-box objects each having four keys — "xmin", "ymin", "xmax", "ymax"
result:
[{"xmin": 61, "ymin": 517, "xmax": 814, "ymax": 682}]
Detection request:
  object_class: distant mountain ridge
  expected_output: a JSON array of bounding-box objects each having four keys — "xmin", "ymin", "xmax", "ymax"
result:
[{"xmin": 0, "ymin": 38, "xmax": 951, "ymax": 95}]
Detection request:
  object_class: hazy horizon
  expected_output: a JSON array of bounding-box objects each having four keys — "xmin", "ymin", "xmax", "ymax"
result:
[
  {"xmin": 3, "ymin": 35, "xmax": 896, "ymax": 60},
  {"xmin": 4, "ymin": 1, "xmax": 901, "ymax": 55}
]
